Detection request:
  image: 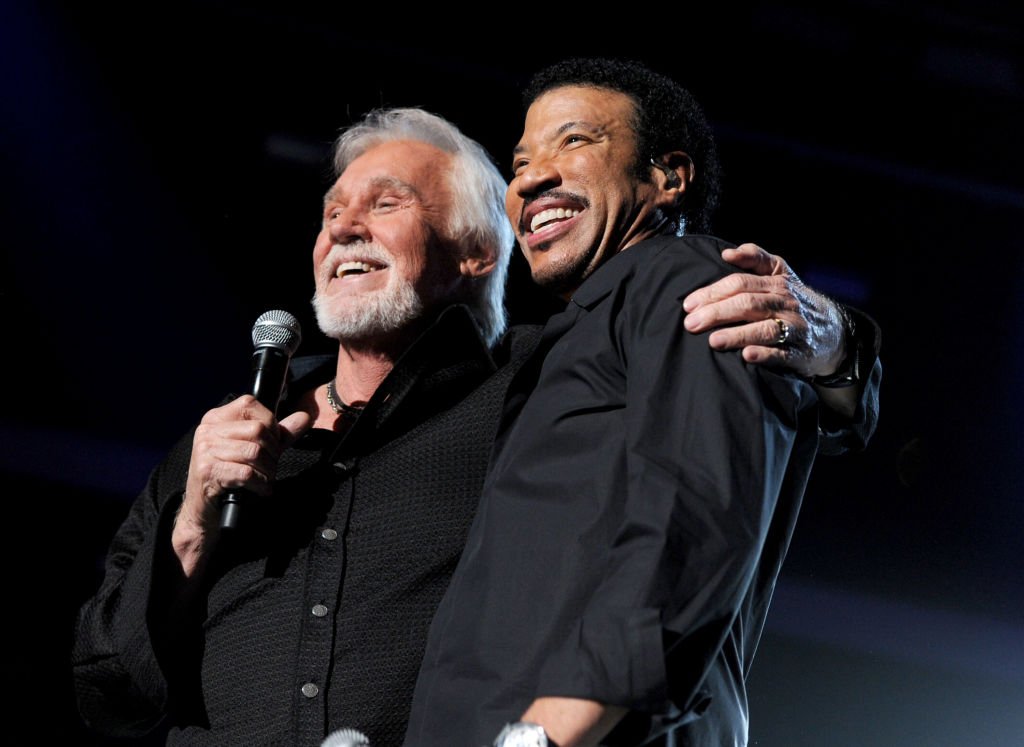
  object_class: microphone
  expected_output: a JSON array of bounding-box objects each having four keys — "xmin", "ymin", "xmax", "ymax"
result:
[
  {"xmin": 219, "ymin": 309, "xmax": 303, "ymax": 531},
  {"xmin": 320, "ymin": 727, "xmax": 371, "ymax": 746}
]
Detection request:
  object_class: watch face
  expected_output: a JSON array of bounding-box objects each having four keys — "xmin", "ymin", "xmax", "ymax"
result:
[{"xmin": 495, "ymin": 722, "xmax": 548, "ymax": 747}]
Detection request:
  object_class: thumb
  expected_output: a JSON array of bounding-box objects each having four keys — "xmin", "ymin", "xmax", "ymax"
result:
[
  {"xmin": 278, "ymin": 410, "xmax": 314, "ymax": 447},
  {"xmin": 722, "ymin": 243, "xmax": 786, "ymax": 276}
]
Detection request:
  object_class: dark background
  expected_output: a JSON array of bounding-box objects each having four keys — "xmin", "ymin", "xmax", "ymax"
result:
[{"xmin": 2, "ymin": 2, "xmax": 1022, "ymax": 745}]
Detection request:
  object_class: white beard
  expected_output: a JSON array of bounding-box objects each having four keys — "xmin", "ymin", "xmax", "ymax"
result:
[{"xmin": 312, "ymin": 243, "xmax": 425, "ymax": 342}]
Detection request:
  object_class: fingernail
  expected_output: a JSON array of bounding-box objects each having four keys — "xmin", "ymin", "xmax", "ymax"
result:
[{"xmin": 684, "ymin": 313, "xmax": 699, "ymax": 330}]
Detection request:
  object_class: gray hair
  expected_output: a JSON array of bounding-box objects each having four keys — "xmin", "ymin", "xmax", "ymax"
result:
[{"xmin": 332, "ymin": 108, "xmax": 512, "ymax": 347}]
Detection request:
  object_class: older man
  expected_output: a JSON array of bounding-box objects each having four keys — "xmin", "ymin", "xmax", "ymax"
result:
[
  {"xmin": 406, "ymin": 59, "xmax": 880, "ymax": 747},
  {"xmin": 74, "ymin": 103, "xmax": 875, "ymax": 746}
]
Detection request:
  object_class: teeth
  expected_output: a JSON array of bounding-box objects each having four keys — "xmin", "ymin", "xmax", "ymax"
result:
[
  {"xmin": 336, "ymin": 261, "xmax": 380, "ymax": 278},
  {"xmin": 530, "ymin": 207, "xmax": 580, "ymax": 233}
]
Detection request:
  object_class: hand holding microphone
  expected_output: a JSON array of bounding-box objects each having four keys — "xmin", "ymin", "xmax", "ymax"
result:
[
  {"xmin": 219, "ymin": 310, "xmax": 304, "ymax": 530},
  {"xmin": 173, "ymin": 311, "xmax": 309, "ymax": 573}
]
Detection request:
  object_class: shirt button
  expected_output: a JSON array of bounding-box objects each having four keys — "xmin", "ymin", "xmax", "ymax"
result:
[
  {"xmin": 321, "ymin": 528, "xmax": 338, "ymax": 541},
  {"xmin": 312, "ymin": 604, "xmax": 329, "ymax": 618},
  {"xmin": 301, "ymin": 682, "xmax": 319, "ymax": 698}
]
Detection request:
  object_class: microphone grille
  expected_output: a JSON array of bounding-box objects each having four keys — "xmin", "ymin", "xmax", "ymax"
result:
[
  {"xmin": 252, "ymin": 309, "xmax": 302, "ymax": 356},
  {"xmin": 320, "ymin": 727, "xmax": 371, "ymax": 747}
]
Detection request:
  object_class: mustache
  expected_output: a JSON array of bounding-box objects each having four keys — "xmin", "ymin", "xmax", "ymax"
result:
[
  {"xmin": 317, "ymin": 242, "xmax": 394, "ymax": 282},
  {"xmin": 324, "ymin": 242, "xmax": 394, "ymax": 267},
  {"xmin": 518, "ymin": 189, "xmax": 590, "ymax": 234}
]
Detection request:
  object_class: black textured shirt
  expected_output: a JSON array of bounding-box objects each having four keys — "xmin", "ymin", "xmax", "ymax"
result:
[{"xmin": 73, "ymin": 306, "xmax": 540, "ymax": 747}]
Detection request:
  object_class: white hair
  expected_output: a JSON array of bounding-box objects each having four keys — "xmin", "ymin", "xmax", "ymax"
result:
[{"xmin": 332, "ymin": 108, "xmax": 513, "ymax": 346}]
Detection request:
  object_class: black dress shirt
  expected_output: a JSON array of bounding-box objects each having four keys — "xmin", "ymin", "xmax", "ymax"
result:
[{"xmin": 406, "ymin": 235, "xmax": 822, "ymax": 746}]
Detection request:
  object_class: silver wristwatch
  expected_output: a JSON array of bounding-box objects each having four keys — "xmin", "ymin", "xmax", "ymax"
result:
[{"xmin": 493, "ymin": 721, "xmax": 556, "ymax": 747}]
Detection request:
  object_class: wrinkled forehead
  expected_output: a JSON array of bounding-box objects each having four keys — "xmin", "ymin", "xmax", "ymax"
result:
[
  {"xmin": 328, "ymin": 139, "xmax": 454, "ymax": 203},
  {"xmin": 324, "ymin": 175, "xmax": 417, "ymax": 206}
]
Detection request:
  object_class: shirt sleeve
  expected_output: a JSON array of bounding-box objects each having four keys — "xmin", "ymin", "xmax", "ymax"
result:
[
  {"xmin": 817, "ymin": 305, "xmax": 883, "ymax": 455},
  {"xmin": 534, "ymin": 247, "xmax": 819, "ymax": 722},
  {"xmin": 71, "ymin": 429, "xmax": 196, "ymax": 737}
]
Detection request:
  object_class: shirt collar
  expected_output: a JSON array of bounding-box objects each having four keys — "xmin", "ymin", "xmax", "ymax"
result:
[{"xmin": 569, "ymin": 234, "xmax": 677, "ymax": 310}]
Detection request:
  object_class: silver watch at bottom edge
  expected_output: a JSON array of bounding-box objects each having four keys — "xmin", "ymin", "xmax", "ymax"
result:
[{"xmin": 493, "ymin": 720, "xmax": 552, "ymax": 747}]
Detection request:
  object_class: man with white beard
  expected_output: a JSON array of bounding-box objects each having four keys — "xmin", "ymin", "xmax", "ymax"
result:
[{"xmin": 73, "ymin": 108, "xmax": 877, "ymax": 747}]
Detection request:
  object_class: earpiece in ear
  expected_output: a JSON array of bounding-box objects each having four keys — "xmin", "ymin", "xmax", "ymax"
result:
[{"xmin": 650, "ymin": 157, "xmax": 681, "ymax": 187}]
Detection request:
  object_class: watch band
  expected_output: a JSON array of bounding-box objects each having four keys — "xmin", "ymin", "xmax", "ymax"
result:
[{"xmin": 493, "ymin": 721, "xmax": 559, "ymax": 747}]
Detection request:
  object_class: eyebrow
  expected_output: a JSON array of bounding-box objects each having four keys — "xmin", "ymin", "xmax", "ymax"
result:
[
  {"xmin": 323, "ymin": 176, "xmax": 419, "ymax": 206},
  {"xmin": 512, "ymin": 120, "xmax": 602, "ymax": 156}
]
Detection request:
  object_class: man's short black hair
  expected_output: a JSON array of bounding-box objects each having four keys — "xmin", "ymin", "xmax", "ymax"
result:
[{"xmin": 523, "ymin": 57, "xmax": 721, "ymax": 235}]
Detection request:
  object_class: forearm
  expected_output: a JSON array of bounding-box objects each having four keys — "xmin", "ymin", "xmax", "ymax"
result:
[
  {"xmin": 521, "ymin": 697, "xmax": 627, "ymax": 747},
  {"xmin": 170, "ymin": 500, "xmax": 218, "ymax": 582},
  {"xmin": 73, "ymin": 492, "xmax": 174, "ymax": 734},
  {"xmin": 73, "ymin": 434, "xmax": 204, "ymax": 733}
]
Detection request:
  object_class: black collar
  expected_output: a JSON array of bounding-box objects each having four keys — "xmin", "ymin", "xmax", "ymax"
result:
[{"xmin": 284, "ymin": 305, "xmax": 497, "ymax": 461}]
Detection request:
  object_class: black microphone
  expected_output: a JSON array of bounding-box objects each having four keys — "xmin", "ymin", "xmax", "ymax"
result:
[
  {"xmin": 320, "ymin": 727, "xmax": 371, "ymax": 746},
  {"xmin": 219, "ymin": 309, "xmax": 303, "ymax": 531}
]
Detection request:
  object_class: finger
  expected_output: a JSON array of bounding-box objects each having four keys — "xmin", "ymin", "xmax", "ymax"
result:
[
  {"xmin": 182, "ymin": 458, "xmax": 272, "ymax": 529},
  {"xmin": 193, "ymin": 430, "xmax": 278, "ymax": 467},
  {"xmin": 199, "ymin": 395, "xmax": 276, "ymax": 427},
  {"xmin": 719, "ymin": 243, "xmax": 777, "ymax": 274},
  {"xmin": 742, "ymin": 344, "xmax": 814, "ymax": 377},
  {"xmin": 193, "ymin": 420, "xmax": 283, "ymax": 461},
  {"xmin": 189, "ymin": 425, "xmax": 283, "ymax": 492},
  {"xmin": 685, "ymin": 292, "xmax": 799, "ymax": 332},
  {"xmin": 705, "ymin": 318, "xmax": 805, "ymax": 352},
  {"xmin": 683, "ymin": 272, "xmax": 778, "ymax": 312},
  {"xmin": 723, "ymin": 243, "xmax": 797, "ymax": 279},
  {"xmin": 207, "ymin": 460, "xmax": 274, "ymax": 496},
  {"xmin": 740, "ymin": 345, "xmax": 794, "ymax": 370},
  {"xmin": 190, "ymin": 441, "xmax": 276, "ymax": 493}
]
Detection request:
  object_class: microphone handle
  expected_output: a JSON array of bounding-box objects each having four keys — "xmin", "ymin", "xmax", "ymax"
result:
[{"xmin": 219, "ymin": 346, "xmax": 292, "ymax": 530}]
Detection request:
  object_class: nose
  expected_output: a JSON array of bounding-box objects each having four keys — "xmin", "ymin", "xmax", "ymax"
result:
[
  {"xmin": 513, "ymin": 154, "xmax": 561, "ymax": 198},
  {"xmin": 327, "ymin": 206, "xmax": 371, "ymax": 244}
]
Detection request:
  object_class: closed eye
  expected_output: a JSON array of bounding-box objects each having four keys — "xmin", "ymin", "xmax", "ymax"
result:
[
  {"xmin": 374, "ymin": 195, "xmax": 408, "ymax": 212},
  {"xmin": 562, "ymin": 133, "xmax": 590, "ymax": 148}
]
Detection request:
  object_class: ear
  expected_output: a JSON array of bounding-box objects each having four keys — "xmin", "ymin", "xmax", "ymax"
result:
[
  {"xmin": 459, "ymin": 244, "xmax": 498, "ymax": 279},
  {"xmin": 649, "ymin": 151, "xmax": 695, "ymax": 203}
]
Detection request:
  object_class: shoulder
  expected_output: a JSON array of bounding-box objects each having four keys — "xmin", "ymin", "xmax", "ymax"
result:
[
  {"xmin": 592, "ymin": 234, "xmax": 738, "ymax": 317},
  {"xmin": 629, "ymin": 234, "xmax": 737, "ymax": 290}
]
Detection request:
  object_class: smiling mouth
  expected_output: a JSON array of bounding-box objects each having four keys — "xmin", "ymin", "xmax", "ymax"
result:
[
  {"xmin": 529, "ymin": 207, "xmax": 582, "ymax": 234},
  {"xmin": 335, "ymin": 261, "xmax": 386, "ymax": 279}
]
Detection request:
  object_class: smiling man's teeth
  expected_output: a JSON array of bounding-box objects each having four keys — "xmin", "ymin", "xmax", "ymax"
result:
[
  {"xmin": 336, "ymin": 261, "xmax": 380, "ymax": 278},
  {"xmin": 530, "ymin": 207, "xmax": 580, "ymax": 233}
]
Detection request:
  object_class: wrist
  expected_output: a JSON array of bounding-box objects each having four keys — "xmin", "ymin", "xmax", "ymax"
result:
[
  {"xmin": 171, "ymin": 501, "xmax": 217, "ymax": 576},
  {"xmin": 811, "ymin": 305, "xmax": 859, "ymax": 388}
]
